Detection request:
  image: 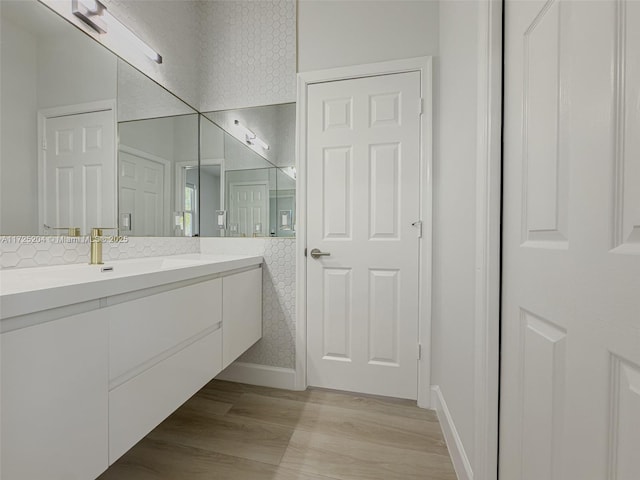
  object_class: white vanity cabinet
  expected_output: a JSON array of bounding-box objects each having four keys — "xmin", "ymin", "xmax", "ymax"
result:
[
  {"xmin": 107, "ymin": 278, "xmax": 224, "ymax": 463},
  {"xmin": 0, "ymin": 256, "xmax": 263, "ymax": 480},
  {"xmin": 1, "ymin": 309, "xmax": 110, "ymax": 480},
  {"xmin": 223, "ymin": 267, "xmax": 263, "ymax": 368}
]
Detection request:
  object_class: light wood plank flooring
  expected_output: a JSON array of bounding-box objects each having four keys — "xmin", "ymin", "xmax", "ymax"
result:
[{"xmin": 99, "ymin": 380, "xmax": 456, "ymax": 480}]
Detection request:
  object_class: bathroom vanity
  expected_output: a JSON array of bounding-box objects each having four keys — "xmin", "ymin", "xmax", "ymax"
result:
[{"xmin": 0, "ymin": 254, "xmax": 263, "ymax": 480}]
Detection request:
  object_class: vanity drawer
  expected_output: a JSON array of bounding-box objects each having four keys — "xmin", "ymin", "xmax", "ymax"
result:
[
  {"xmin": 108, "ymin": 326, "xmax": 222, "ymax": 464},
  {"xmin": 108, "ymin": 278, "xmax": 222, "ymax": 382}
]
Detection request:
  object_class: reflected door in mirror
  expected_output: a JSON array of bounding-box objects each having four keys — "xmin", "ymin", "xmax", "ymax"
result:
[
  {"xmin": 42, "ymin": 109, "xmax": 116, "ymax": 235},
  {"xmin": 118, "ymin": 147, "xmax": 168, "ymax": 236},
  {"xmin": 229, "ymin": 183, "xmax": 268, "ymax": 237}
]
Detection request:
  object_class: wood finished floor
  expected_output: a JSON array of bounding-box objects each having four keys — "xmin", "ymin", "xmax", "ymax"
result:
[{"xmin": 98, "ymin": 380, "xmax": 457, "ymax": 480}]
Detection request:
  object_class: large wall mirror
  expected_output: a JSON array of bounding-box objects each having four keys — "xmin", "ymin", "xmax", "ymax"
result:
[
  {"xmin": 0, "ymin": 0, "xmax": 198, "ymax": 237},
  {"xmin": 0, "ymin": 0, "xmax": 295, "ymax": 239},
  {"xmin": 200, "ymin": 104, "xmax": 296, "ymax": 238},
  {"xmin": 117, "ymin": 60, "xmax": 199, "ymax": 237},
  {"xmin": 1, "ymin": 0, "xmax": 117, "ymax": 236}
]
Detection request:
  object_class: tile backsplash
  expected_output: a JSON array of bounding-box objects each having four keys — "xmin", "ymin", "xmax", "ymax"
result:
[{"xmin": 0, "ymin": 236, "xmax": 199, "ymax": 269}]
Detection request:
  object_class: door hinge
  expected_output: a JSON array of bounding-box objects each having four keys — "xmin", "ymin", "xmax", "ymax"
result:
[
  {"xmin": 418, "ymin": 97, "xmax": 424, "ymax": 116},
  {"xmin": 412, "ymin": 220, "xmax": 423, "ymax": 238},
  {"xmin": 304, "ymin": 247, "xmax": 307, "ymax": 257},
  {"xmin": 42, "ymin": 139, "xmax": 47, "ymax": 150},
  {"xmin": 418, "ymin": 344, "xmax": 422, "ymax": 360}
]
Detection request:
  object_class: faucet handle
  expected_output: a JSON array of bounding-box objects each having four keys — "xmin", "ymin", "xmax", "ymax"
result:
[{"xmin": 44, "ymin": 224, "xmax": 81, "ymax": 236}]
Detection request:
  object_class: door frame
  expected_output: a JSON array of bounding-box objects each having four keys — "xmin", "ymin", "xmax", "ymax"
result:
[
  {"xmin": 295, "ymin": 57, "xmax": 433, "ymax": 407},
  {"xmin": 472, "ymin": 1, "xmax": 502, "ymax": 479},
  {"xmin": 37, "ymin": 100, "xmax": 117, "ymax": 235},
  {"xmin": 200, "ymin": 158, "xmax": 226, "ymax": 216}
]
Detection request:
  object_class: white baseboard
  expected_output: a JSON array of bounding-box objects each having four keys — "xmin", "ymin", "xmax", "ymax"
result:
[
  {"xmin": 431, "ymin": 385, "xmax": 474, "ymax": 480},
  {"xmin": 215, "ymin": 361, "xmax": 296, "ymax": 390}
]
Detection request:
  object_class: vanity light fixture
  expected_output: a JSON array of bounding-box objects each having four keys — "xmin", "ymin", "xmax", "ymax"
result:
[
  {"xmin": 72, "ymin": 0, "xmax": 163, "ymax": 64},
  {"xmin": 234, "ymin": 120, "xmax": 270, "ymax": 150}
]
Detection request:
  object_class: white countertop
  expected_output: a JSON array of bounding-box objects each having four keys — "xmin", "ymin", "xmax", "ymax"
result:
[{"xmin": 0, "ymin": 254, "xmax": 263, "ymax": 320}]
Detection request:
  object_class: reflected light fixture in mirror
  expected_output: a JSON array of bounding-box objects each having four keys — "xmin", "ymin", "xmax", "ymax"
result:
[
  {"xmin": 72, "ymin": 0, "xmax": 162, "ymax": 64},
  {"xmin": 234, "ymin": 120, "xmax": 269, "ymax": 150}
]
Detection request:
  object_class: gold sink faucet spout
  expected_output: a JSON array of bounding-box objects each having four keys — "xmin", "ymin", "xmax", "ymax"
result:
[{"xmin": 90, "ymin": 227, "xmax": 120, "ymax": 265}]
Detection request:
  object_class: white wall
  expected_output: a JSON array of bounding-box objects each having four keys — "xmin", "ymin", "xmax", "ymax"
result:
[
  {"xmin": 297, "ymin": 0, "xmax": 439, "ymax": 72},
  {"xmin": 0, "ymin": 17, "xmax": 39, "ymax": 234},
  {"xmin": 118, "ymin": 117, "xmax": 175, "ymax": 161},
  {"xmin": 431, "ymin": 0, "xmax": 480, "ymax": 472},
  {"xmin": 200, "ymin": 166, "xmax": 221, "ymax": 237},
  {"xmin": 37, "ymin": 32, "xmax": 116, "ymax": 109},
  {"xmin": 201, "ymin": 118, "xmax": 225, "ymax": 160}
]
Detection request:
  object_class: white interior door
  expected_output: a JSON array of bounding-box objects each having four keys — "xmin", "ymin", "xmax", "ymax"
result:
[
  {"xmin": 306, "ymin": 71, "xmax": 422, "ymax": 399},
  {"xmin": 118, "ymin": 149, "xmax": 166, "ymax": 236},
  {"xmin": 229, "ymin": 182, "xmax": 269, "ymax": 237},
  {"xmin": 43, "ymin": 110, "xmax": 115, "ymax": 234},
  {"xmin": 502, "ymin": 1, "xmax": 640, "ymax": 479}
]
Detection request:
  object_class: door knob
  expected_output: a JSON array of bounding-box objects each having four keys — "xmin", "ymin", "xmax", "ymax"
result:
[{"xmin": 310, "ymin": 248, "xmax": 331, "ymax": 259}]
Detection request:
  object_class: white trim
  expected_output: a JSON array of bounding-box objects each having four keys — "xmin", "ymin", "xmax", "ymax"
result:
[
  {"xmin": 175, "ymin": 160, "xmax": 198, "ymax": 211},
  {"xmin": 431, "ymin": 386, "xmax": 474, "ymax": 480},
  {"xmin": 200, "ymin": 157, "xmax": 226, "ymax": 214},
  {"xmin": 216, "ymin": 361, "xmax": 296, "ymax": 390},
  {"xmin": 118, "ymin": 144, "xmax": 172, "ymax": 236},
  {"xmin": 38, "ymin": 100, "xmax": 117, "ymax": 235},
  {"xmin": 296, "ymin": 57, "xmax": 434, "ymax": 401},
  {"xmin": 474, "ymin": 2, "xmax": 502, "ymax": 480}
]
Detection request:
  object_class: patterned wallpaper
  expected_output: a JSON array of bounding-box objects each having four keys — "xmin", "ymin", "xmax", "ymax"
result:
[
  {"xmin": 200, "ymin": 238, "xmax": 296, "ymax": 369},
  {"xmin": 198, "ymin": 0, "xmax": 297, "ymax": 112}
]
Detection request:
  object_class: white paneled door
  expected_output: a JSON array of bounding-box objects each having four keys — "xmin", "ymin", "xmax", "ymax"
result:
[
  {"xmin": 118, "ymin": 148, "xmax": 166, "ymax": 236},
  {"xmin": 306, "ymin": 72, "xmax": 422, "ymax": 399},
  {"xmin": 502, "ymin": 1, "xmax": 640, "ymax": 479},
  {"xmin": 229, "ymin": 182, "xmax": 269, "ymax": 237},
  {"xmin": 43, "ymin": 110, "xmax": 115, "ymax": 235}
]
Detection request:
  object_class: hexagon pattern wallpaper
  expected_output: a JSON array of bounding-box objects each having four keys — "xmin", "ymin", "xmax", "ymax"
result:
[{"xmin": 198, "ymin": 0, "xmax": 297, "ymax": 111}]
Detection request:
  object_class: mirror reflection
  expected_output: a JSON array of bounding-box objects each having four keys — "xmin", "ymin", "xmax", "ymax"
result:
[
  {"xmin": 0, "ymin": 1, "xmax": 296, "ymax": 240},
  {"xmin": 200, "ymin": 105, "xmax": 296, "ymax": 238},
  {"xmin": 1, "ymin": 0, "xmax": 117, "ymax": 235},
  {"xmin": 117, "ymin": 60, "xmax": 199, "ymax": 237},
  {"xmin": 118, "ymin": 113, "xmax": 199, "ymax": 237}
]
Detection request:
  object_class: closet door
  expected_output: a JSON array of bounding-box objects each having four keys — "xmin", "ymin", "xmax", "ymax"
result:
[{"xmin": 501, "ymin": 1, "xmax": 640, "ymax": 478}]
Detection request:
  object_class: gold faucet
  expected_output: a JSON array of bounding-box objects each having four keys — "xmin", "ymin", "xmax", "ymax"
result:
[{"xmin": 90, "ymin": 227, "xmax": 120, "ymax": 265}]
